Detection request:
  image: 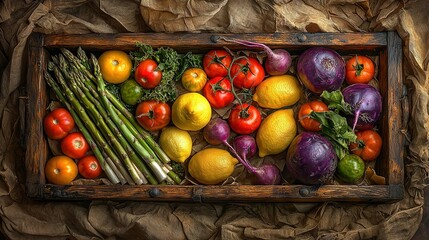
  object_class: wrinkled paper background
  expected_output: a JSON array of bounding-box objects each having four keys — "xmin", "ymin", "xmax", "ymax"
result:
[{"xmin": 1, "ymin": 0, "xmax": 428, "ymax": 239}]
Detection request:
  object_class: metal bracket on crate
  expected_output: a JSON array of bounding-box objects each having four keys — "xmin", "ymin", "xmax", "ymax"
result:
[
  {"xmin": 299, "ymin": 184, "xmax": 322, "ymax": 197},
  {"xmin": 148, "ymin": 187, "xmax": 161, "ymax": 198},
  {"xmin": 192, "ymin": 188, "xmax": 203, "ymax": 203}
]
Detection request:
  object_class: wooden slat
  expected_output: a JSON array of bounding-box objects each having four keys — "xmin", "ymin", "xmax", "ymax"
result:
[
  {"xmin": 43, "ymin": 32, "xmax": 387, "ymax": 53},
  {"xmin": 24, "ymin": 32, "xmax": 405, "ymax": 202},
  {"xmin": 25, "ymin": 33, "xmax": 49, "ymax": 197},
  {"xmin": 386, "ymin": 32, "xmax": 404, "ymax": 185},
  {"xmin": 40, "ymin": 184, "xmax": 403, "ymax": 203}
]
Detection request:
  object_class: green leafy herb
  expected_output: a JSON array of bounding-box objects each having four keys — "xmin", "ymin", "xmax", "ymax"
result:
[
  {"xmin": 169, "ymin": 161, "xmax": 185, "ymax": 180},
  {"xmin": 176, "ymin": 52, "xmax": 203, "ymax": 81},
  {"xmin": 129, "ymin": 43, "xmax": 179, "ymax": 103},
  {"xmin": 129, "ymin": 43, "xmax": 202, "ymax": 103},
  {"xmin": 310, "ymin": 111, "xmax": 357, "ymax": 160},
  {"xmin": 320, "ymin": 90, "xmax": 353, "ymax": 115}
]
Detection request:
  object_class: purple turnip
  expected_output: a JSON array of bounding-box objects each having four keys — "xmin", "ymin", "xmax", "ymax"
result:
[
  {"xmin": 342, "ymin": 83, "xmax": 382, "ymax": 131},
  {"xmin": 216, "ymin": 36, "xmax": 292, "ymax": 76},
  {"xmin": 297, "ymin": 47, "xmax": 345, "ymax": 94},
  {"xmin": 285, "ymin": 132, "xmax": 338, "ymax": 185},
  {"xmin": 203, "ymin": 118, "xmax": 282, "ymax": 185}
]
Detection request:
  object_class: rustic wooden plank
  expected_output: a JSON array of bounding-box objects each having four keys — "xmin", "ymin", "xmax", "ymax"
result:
[
  {"xmin": 40, "ymin": 184, "xmax": 400, "ymax": 202},
  {"xmin": 386, "ymin": 31, "xmax": 404, "ymax": 185},
  {"xmin": 43, "ymin": 33, "xmax": 387, "ymax": 53},
  {"xmin": 25, "ymin": 32, "xmax": 404, "ymax": 202},
  {"xmin": 377, "ymin": 42, "xmax": 389, "ymax": 181},
  {"xmin": 25, "ymin": 32, "xmax": 49, "ymax": 198}
]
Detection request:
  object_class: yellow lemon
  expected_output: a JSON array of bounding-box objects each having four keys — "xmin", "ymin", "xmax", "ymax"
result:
[
  {"xmin": 256, "ymin": 109, "xmax": 297, "ymax": 157},
  {"xmin": 172, "ymin": 92, "xmax": 212, "ymax": 131},
  {"xmin": 159, "ymin": 127, "xmax": 193, "ymax": 163},
  {"xmin": 188, "ymin": 148, "xmax": 238, "ymax": 185},
  {"xmin": 253, "ymin": 75, "xmax": 302, "ymax": 109}
]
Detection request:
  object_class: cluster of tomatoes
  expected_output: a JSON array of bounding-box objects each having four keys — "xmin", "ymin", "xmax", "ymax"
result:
[
  {"xmin": 298, "ymin": 55, "xmax": 382, "ymax": 162},
  {"xmin": 120, "ymin": 48, "xmax": 269, "ymax": 135},
  {"xmin": 97, "ymin": 50, "xmax": 170, "ymax": 132},
  {"xmin": 185, "ymin": 49, "xmax": 266, "ymax": 134},
  {"xmin": 43, "ymin": 108, "xmax": 102, "ymax": 184}
]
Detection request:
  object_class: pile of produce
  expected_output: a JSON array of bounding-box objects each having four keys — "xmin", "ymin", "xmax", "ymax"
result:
[{"xmin": 43, "ymin": 39, "xmax": 384, "ymax": 187}]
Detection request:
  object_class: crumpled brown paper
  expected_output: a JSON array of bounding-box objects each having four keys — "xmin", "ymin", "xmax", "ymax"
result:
[{"xmin": 1, "ymin": 0, "xmax": 428, "ymax": 239}]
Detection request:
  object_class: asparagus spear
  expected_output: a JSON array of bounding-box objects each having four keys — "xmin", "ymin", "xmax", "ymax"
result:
[
  {"xmin": 61, "ymin": 48, "xmax": 172, "ymax": 164},
  {"xmin": 49, "ymin": 62, "xmax": 136, "ymax": 185},
  {"xmin": 64, "ymin": 69, "xmax": 145, "ymax": 185},
  {"xmin": 62, "ymin": 48, "xmax": 183, "ymax": 184},
  {"xmin": 114, "ymin": 108, "xmax": 182, "ymax": 184},
  {"xmin": 71, "ymin": 69, "xmax": 158, "ymax": 185},
  {"xmin": 90, "ymin": 54, "xmax": 167, "ymax": 182},
  {"xmin": 44, "ymin": 72, "xmax": 122, "ymax": 184}
]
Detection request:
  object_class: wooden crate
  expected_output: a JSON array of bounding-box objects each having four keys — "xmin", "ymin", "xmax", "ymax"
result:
[{"xmin": 24, "ymin": 32, "xmax": 404, "ymax": 202}]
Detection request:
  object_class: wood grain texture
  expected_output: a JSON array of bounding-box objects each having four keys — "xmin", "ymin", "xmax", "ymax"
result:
[
  {"xmin": 43, "ymin": 32, "xmax": 387, "ymax": 53},
  {"xmin": 25, "ymin": 32, "xmax": 404, "ymax": 202},
  {"xmin": 39, "ymin": 184, "xmax": 402, "ymax": 203},
  {"xmin": 386, "ymin": 32, "xmax": 404, "ymax": 186},
  {"xmin": 26, "ymin": 32, "xmax": 49, "ymax": 197}
]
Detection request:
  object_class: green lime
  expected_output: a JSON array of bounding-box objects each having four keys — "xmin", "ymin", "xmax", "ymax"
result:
[
  {"xmin": 120, "ymin": 79, "xmax": 144, "ymax": 105},
  {"xmin": 336, "ymin": 154, "xmax": 365, "ymax": 184}
]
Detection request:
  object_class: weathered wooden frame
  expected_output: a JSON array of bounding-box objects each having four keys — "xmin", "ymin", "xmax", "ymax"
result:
[{"xmin": 25, "ymin": 32, "xmax": 404, "ymax": 202}]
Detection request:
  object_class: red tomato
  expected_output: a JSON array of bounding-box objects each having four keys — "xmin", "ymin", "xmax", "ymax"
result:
[
  {"xmin": 135, "ymin": 100, "xmax": 171, "ymax": 131},
  {"xmin": 345, "ymin": 55, "xmax": 375, "ymax": 84},
  {"xmin": 228, "ymin": 103, "xmax": 262, "ymax": 134},
  {"xmin": 298, "ymin": 100, "xmax": 329, "ymax": 131},
  {"xmin": 135, "ymin": 59, "xmax": 162, "ymax": 89},
  {"xmin": 349, "ymin": 129, "xmax": 382, "ymax": 161},
  {"xmin": 43, "ymin": 108, "xmax": 75, "ymax": 140},
  {"xmin": 202, "ymin": 76, "xmax": 235, "ymax": 109},
  {"xmin": 230, "ymin": 57, "xmax": 265, "ymax": 89},
  {"xmin": 45, "ymin": 155, "xmax": 78, "ymax": 185},
  {"xmin": 78, "ymin": 155, "xmax": 102, "ymax": 179},
  {"xmin": 60, "ymin": 132, "xmax": 90, "ymax": 159},
  {"xmin": 203, "ymin": 49, "xmax": 232, "ymax": 78}
]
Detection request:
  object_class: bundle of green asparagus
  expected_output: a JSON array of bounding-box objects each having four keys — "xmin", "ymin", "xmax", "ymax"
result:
[{"xmin": 44, "ymin": 47, "xmax": 182, "ymax": 185}]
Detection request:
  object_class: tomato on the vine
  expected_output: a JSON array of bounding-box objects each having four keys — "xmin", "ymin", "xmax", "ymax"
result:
[
  {"xmin": 202, "ymin": 76, "xmax": 235, "ymax": 109},
  {"xmin": 45, "ymin": 155, "xmax": 78, "ymax": 185},
  {"xmin": 135, "ymin": 100, "xmax": 171, "ymax": 131},
  {"xmin": 345, "ymin": 55, "xmax": 375, "ymax": 84},
  {"xmin": 98, "ymin": 50, "xmax": 132, "ymax": 84},
  {"xmin": 228, "ymin": 103, "xmax": 262, "ymax": 134},
  {"xmin": 60, "ymin": 132, "xmax": 90, "ymax": 159},
  {"xmin": 43, "ymin": 108, "xmax": 75, "ymax": 140},
  {"xmin": 181, "ymin": 68, "xmax": 208, "ymax": 92},
  {"xmin": 135, "ymin": 59, "xmax": 162, "ymax": 89},
  {"xmin": 203, "ymin": 49, "xmax": 232, "ymax": 78},
  {"xmin": 298, "ymin": 100, "xmax": 329, "ymax": 131},
  {"xmin": 230, "ymin": 57, "xmax": 265, "ymax": 89},
  {"xmin": 78, "ymin": 155, "xmax": 102, "ymax": 179},
  {"xmin": 349, "ymin": 129, "xmax": 382, "ymax": 161}
]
